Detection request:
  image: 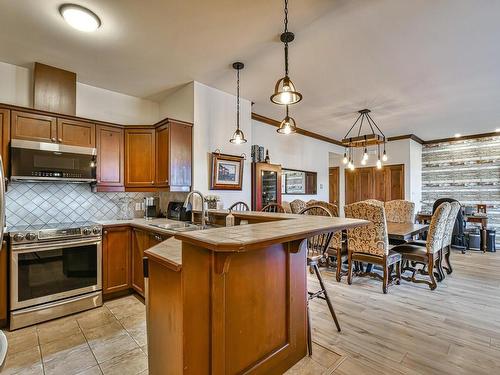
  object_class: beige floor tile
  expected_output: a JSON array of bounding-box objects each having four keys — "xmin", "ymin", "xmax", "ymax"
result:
[
  {"xmin": 76, "ymin": 307, "xmax": 117, "ymax": 331},
  {"xmin": 120, "ymin": 312, "xmax": 147, "ymax": 346},
  {"xmin": 284, "ymin": 356, "xmax": 329, "ymax": 375},
  {"xmin": 3, "ymin": 326, "xmax": 39, "ymax": 355},
  {"xmin": 140, "ymin": 344, "xmax": 148, "ymax": 356},
  {"xmin": 40, "ymin": 331, "xmax": 86, "ymax": 358},
  {"xmin": 85, "ymin": 321, "xmax": 139, "ymax": 363},
  {"xmin": 137, "ymin": 370, "xmax": 148, "ymax": 375},
  {"xmin": 83, "ymin": 320, "xmax": 125, "ymax": 341},
  {"xmin": 100, "ymin": 348, "xmax": 148, "ymax": 375},
  {"xmin": 43, "ymin": 344, "xmax": 97, "ymax": 375},
  {"xmin": 76, "ymin": 366, "xmax": 104, "ymax": 375},
  {"xmin": 107, "ymin": 300, "xmax": 145, "ymax": 321},
  {"xmin": 2, "ymin": 346, "xmax": 43, "ymax": 375},
  {"xmin": 37, "ymin": 316, "xmax": 81, "ymax": 344}
]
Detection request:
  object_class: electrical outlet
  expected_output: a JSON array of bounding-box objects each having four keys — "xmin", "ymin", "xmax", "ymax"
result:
[
  {"xmin": 320, "ymin": 184, "xmax": 324, "ymax": 189},
  {"xmin": 135, "ymin": 202, "xmax": 142, "ymax": 211}
]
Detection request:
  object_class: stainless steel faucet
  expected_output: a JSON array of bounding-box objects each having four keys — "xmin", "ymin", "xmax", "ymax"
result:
[{"xmin": 183, "ymin": 190, "xmax": 208, "ymax": 229}]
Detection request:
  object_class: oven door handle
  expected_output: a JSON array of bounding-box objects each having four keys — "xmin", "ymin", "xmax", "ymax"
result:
[{"xmin": 11, "ymin": 238, "xmax": 101, "ymax": 253}]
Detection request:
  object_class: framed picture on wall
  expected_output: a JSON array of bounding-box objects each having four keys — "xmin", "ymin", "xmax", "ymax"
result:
[{"xmin": 210, "ymin": 152, "xmax": 244, "ymax": 190}]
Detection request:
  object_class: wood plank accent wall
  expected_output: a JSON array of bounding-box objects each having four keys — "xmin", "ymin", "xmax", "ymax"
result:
[{"xmin": 422, "ymin": 135, "xmax": 500, "ymax": 245}]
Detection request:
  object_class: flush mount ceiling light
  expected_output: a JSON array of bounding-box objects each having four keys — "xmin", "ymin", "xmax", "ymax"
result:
[
  {"xmin": 270, "ymin": 0, "xmax": 302, "ymax": 106},
  {"xmin": 277, "ymin": 105, "xmax": 297, "ymax": 135},
  {"xmin": 454, "ymin": 133, "xmax": 461, "ymax": 138},
  {"xmin": 230, "ymin": 62, "xmax": 247, "ymax": 144},
  {"xmin": 342, "ymin": 109, "xmax": 388, "ymax": 170},
  {"xmin": 59, "ymin": 4, "xmax": 101, "ymax": 32}
]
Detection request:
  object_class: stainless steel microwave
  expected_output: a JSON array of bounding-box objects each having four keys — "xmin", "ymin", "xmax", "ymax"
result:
[{"xmin": 10, "ymin": 139, "xmax": 97, "ymax": 183}]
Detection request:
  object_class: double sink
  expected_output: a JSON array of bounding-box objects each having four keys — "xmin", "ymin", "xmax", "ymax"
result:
[{"xmin": 148, "ymin": 222, "xmax": 213, "ymax": 232}]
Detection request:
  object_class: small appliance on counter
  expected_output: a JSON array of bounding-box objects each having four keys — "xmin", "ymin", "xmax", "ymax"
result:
[
  {"xmin": 144, "ymin": 197, "xmax": 159, "ymax": 220},
  {"xmin": 167, "ymin": 201, "xmax": 191, "ymax": 221}
]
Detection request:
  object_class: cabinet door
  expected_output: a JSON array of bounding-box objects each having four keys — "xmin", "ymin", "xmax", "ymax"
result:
[
  {"xmin": 125, "ymin": 129, "xmax": 156, "ymax": 187},
  {"xmin": 373, "ymin": 168, "xmax": 386, "ymax": 202},
  {"xmin": 57, "ymin": 118, "xmax": 95, "ymax": 147},
  {"xmin": 252, "ymin": 162, "xmax": 282, "ymax": 210},
  {"xmin": 344, "ymin": 169, "xmax": 358, "ymax": 205},
  {"xmin": 358, "ymin": 168, "xmax": 374, "ymax": 202},
  {"xmin": 386, "ymin": 164, "xmax": 405, "ymax": 201},
  {"xmin": 132, "ymin": 228, "xmax": 149, "ymax": 296},
  {"xmin": 103, "ymin": 227, "xmax": 131, "ymax": 295},
  {"xmin": 155, "ymin": 124, "xmax": 169, "ymax": 187},
  {"xmin": 11, "ymin": 111, "xmax": 57, "ymax": 143},
  {"xmin": 0, "ymin": 241, "xmax": 7, "ymax": 325},
  {"xmin": 0, "ymin": 109, "xmax": 10, "ymax": 177},
  {"xmin": 96, "ymin": 125, "xmax": 124, "ymax": 188},
  {"xmin": 169, "ymin": 122, "xmax": 192, "ymax": 190}
]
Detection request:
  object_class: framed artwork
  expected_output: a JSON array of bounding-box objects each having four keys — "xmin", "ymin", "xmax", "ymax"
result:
[{"xmin": 210, "ymin": 152, "xmax": 244, "ymax": 190}]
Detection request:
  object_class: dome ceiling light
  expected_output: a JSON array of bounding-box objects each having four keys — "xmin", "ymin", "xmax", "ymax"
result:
[
  {"xmin": 59, "ymin": 4, "xmax": 101, "ymax": 32},
  {"xmin": 230, "ymin": 62, "xmax": 247, "ymax": 144},
  {"xmin": 342, "ymin": 109, "xmax": 388, "ymax": 170}
]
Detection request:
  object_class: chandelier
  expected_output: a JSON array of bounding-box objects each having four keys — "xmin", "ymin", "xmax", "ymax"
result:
[{"xmin": 342, "ymin": 109, "xmax": 388, "ymax": 170}]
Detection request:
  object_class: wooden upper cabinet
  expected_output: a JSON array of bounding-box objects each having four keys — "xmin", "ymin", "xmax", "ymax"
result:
[
  {"xmin": 169, "ymin": 122, "xmax": 192, "ymax": 190},
  {"xmin": 57, "ymin": 118, "xmax": 95, "ymax": 147},
  {"xmin": 155, "ymin": 125, "xmax": 169, "ymax": 187},
  {"xmin": 11, "ymin": 111, "xmax": 57, "ymax": 143},
  {"xmin": 102, "ymin": 226, "xmax": 131, "ymax": 295},
  {"xmin": 0, "ymin": 109, "xmax": 10, "ymax": 177},
  {"xmin": 125, "ymin": 128, "xmax": 156, "ymax": 187},
  {"xmin": 96, "ymin": 125, "xmax": 124, "ymax": 189}
]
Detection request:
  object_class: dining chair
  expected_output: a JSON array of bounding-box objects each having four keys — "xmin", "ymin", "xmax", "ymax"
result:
[
  {"xmin": 228, "ymin": 201, "xmax": 250, "ymax": 211},
  {"xmin": 306, "ymin": 200, "xmax": 339, "ymax": 217},
  {"xmin": 298, "ymin": 205, "xmax": 341, "ymax": 355},
  {"xmin": 363, "ymin": 199, "xmax": 385, "ymax": 207},
  {"xmin": 385, "ymin": 200, "xmax": 415, "ymax": 224},
  {"xmin": 344, "ymin": 202, "xmax": 402, "ymax": 294},
  {"xmin": 392, "ymin": 202, "xmax": 451, "ymax": 290},
  {"xmin": 289, "ymin": 199, "xmax": 307, "ymax": 214},
  {"xmin": 261, "ymin": 203, "xmax": 285, "ymax": 213}
]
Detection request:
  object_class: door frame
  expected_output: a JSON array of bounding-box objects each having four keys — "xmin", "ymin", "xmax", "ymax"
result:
[{"xmin": 329, "ymin": 167, "xmax": 340, "ymax": 206}]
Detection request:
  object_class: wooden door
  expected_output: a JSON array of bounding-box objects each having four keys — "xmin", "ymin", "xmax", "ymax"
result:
[
  {"xmin": 96, "ymin": 125, "xmax": 124, "ymax": 189},
  {"xmin": 132, "ymin": 228, "xmax": 149, "ymax": 296},
  {"xmin": 155, "ymin": 124, "xmax": 169, "ymax": 187},
  {"xmin": 11, "ymin": 110, "xmax": 57, "ymax": 143},
  {"xmin": 358, "ymin": 168, "xmax": 374, "ymax": 202},
  {"xmin": 0, "ymin": 109, "xmax": 10, "ymax": 177},
  {"xmin": 252, "ymin": 162, "xmax": 282, "ymax": 211},
  {"xmin": 169, "ymin": 122, "xmax": 192, "ymax": 190},
  {"xmin": 125, "ymin": 129, "xmax": 156, "ymax": 187},
  {"xmin": 373, "ymin": 168, "xmax": 386, "ymax": 201},
  {"xmin": 386, "ymin": 164, "xmax": 405, "ymax": 201},
  {"xmin": 57, "ymin": 118, "xmax": 95, "ymax": 147},
  {"xmin": 103, "ymin": 227, "xmax": 131, "ymax": 295},
  {"xmin": 344, "ymin": 169, "xmax": 358, "ymax": 205},
  {"xmin": 0, "ymin": 241, "xmax": 7, "ymax": 326},
  {"xmin": 329, "ymin": 167, "xmax": 339, "ymax": 206}
]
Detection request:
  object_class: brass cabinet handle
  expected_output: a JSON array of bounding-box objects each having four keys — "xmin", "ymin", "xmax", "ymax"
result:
[
  {"xmin": 51, "ymin": 138, "xmax": 56, "ymax": 142},
  {"xmin": 104, "ymin": 230, "xmax": 108, "ymax": 234},
  {"xmin": 58, "ymin": 138, "xmax": 62, "ymax": 143},
  {"xmin": 151, "ymin": 181, "xmax": 154, "ymax": 184}
]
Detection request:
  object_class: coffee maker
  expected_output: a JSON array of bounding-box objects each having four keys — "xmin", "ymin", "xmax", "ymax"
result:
[{"xmin": 143, "ymin": 197, "xmax": 159, "ymax": 220}]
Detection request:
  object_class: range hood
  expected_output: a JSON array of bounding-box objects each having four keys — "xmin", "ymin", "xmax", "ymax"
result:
[{"xmin": 10, "ymin": 139, "xmax": 96, "ymax": 183}]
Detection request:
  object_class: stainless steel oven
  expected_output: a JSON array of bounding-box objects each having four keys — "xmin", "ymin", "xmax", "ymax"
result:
[
  {"xmin": 9, "ymin": 222, "xmax": 102, "ymax": 330},
  {"xmin": 10, "ymin": 139, "xmax": 96, "ymax": 182}
]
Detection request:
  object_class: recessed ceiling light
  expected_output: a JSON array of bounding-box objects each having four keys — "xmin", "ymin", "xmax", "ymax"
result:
[
  {"xmin": 59, "ymin": 4, "xmax": 101, "ymax": 32},
  {"xmin": 454, "ymin": 133, "xmax": 461, "ymax": 138}
]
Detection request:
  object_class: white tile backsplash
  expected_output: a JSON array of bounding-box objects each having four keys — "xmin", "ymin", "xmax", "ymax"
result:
[{"xmin": 5, "ymin": 182, "xmax": 157, "ymax": 226}]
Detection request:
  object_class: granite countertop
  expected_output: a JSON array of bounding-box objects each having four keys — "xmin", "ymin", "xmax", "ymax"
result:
[
  {"xmin": 97, "ymin": 217, "xmax": 185, "ymax": 236},
  {"xmin": 175, "ymin": 210, "xmax": 368, "ymax": 252},
  {"xmin": 144, "ymin": 237, "xmax": 182, "ymax": 272}
]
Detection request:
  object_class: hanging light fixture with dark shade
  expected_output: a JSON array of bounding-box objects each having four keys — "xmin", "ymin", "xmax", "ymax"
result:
[
  {"xmin": 341, "ymin": 109, "xmax": 388, "ymax": 170},
  {"xmin": 276, "ymin": 105, "xmax": 297, "ymax": 134},
  {"xmin": 270, "ymin": 0, "xmax": 302, "ymax": 106},
  {"xmin": 230, "ymin": 62, "xmax": 247, "ymax": 144}
]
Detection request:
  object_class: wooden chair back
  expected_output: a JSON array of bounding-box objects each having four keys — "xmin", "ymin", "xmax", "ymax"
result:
[
  {"xmin": 228, "ymin": 201, "xmax": 249, "ymax": 211},
  {"xmin": 426, "ymin": 202, "xmax": 451, "ymax": 254},
  {"xmin": 344, "ymin": 201, "xmax": 389, "ymax": 257},
  {"xmin": 289, "ymin": 199, "xmax": 306, "ymax": 214},
  {"xmin": 306, "ymin": 200, "xmax": 338, "ymax": 217},
  {"xmin": 298, "ymin": 205, "xmax": 334, "ymax": 261},
  {"xmin": 261, "ymin": 203, "xmax": 285, "ymax": 213}
]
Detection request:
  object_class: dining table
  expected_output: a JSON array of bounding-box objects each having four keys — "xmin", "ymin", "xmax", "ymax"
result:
[{"xmin": 387, "ymin": 222, "xmax": 429, "ymax": 242}]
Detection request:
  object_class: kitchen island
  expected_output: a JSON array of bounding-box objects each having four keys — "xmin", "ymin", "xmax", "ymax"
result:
[{"xmin": 144, "ymin": 210, "xmax": 367, "ymax": 375}]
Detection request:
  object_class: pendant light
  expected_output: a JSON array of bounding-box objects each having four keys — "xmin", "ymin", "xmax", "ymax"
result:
[
  {"xmin": 270, "ymin": 0, "xmax": 302, "ymax": 106},
  {"xmin": 230, "ymin": 62, "xmax": 247, "ymax": 144},
  {"xmin": 277, "ymin": 105, "xmax": 297, "ymax": 134}
]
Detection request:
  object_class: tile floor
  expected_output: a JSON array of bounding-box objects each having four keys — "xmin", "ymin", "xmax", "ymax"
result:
[{"xmin": 1, "ymin": 295, "xmax": 148, "ymax": 375}]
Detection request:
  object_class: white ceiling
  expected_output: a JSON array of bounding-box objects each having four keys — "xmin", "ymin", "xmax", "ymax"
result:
[{"xmin": 1, "ymin": 0, "xmax": 499, "ymax": 140}]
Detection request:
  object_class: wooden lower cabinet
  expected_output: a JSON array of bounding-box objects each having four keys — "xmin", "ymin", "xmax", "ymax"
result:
[
  {"xmin": 132, "ymin": 228, "xmax": 149, "ymax": 297},
  {"xmin": 345, "ymin": 164, "xmax": 405, "ymax": 205},
  {"xmin": 102, "ymin": 227, "xmax": 131, "ymax": 295},
  {"xmin": 0, "ymin": 240, "xmax": 7, "ymax": 326}
]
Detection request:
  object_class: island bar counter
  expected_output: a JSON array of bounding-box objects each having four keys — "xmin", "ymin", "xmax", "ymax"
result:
[{"xmin": 145, "ymin": 211, "xmax": 368, "ymax": 375}]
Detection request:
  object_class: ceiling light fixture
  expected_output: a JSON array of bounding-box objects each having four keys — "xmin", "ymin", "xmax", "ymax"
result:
[
  {"xmin": 277, "ymin": 105, "xmax": 297, "ymax": 134},
  {"xmin": 270, "ymin": 0, "xmax": 302, "ymax": 106},
  {"xmin": 454, "ymin": 133, "xmax": 461, "ymax": 138},
  {"xmin": 59, "ymin": 4, "xmax": 101, "ymax": 32},
  {"xmin": 342, "ymin": 109, "xmax": 388, "ymax": 170},
  {"xmin": 230, "ymin": 62, "xmax": 247, "ymax": 144},
  {"xmin": 495, "ymin": 128, "xmax": 500, "ymax": 133}
]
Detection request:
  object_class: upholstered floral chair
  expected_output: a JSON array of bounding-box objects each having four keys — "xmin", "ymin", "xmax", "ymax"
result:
[
  {"xmin": 392, "ymin": 202, "xmax": 451, "ymax": 290},
  {"xmin": 385, "ymin": 200, "xmax": 415, "ymax": 224},
  {"xmin": 289, "ymin": 199, "xmax": 306, "ymax": 214},
  {"xmin": 363, "ymin": 199, "xmax": 384, "ymax": 207},
  {"xmin": 344, "ymin": 201, "xmax": 401, "ymax": 294},
  {"xmin": 441, "ymin": 201, "xmax": 461, "ymax": 274},
  {"xmin": 305, "ymin": 200, "xmax": 338, "ymax": 217}
]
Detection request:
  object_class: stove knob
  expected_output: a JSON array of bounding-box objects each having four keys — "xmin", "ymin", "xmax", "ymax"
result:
[
  {"xmin": 13, "ymin": 233, "xmax": 24, "ymax": 242},
  {"xmin": 83, "ymin": 228, "xmax": 92, "ymax": 235},
  {"xmin": 92, "ymin": 227, "xmax": 101, "ymax": 235},
  {"xmin": 25, "ymin": 232, "xmax": 37, "ymax": 241}
]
